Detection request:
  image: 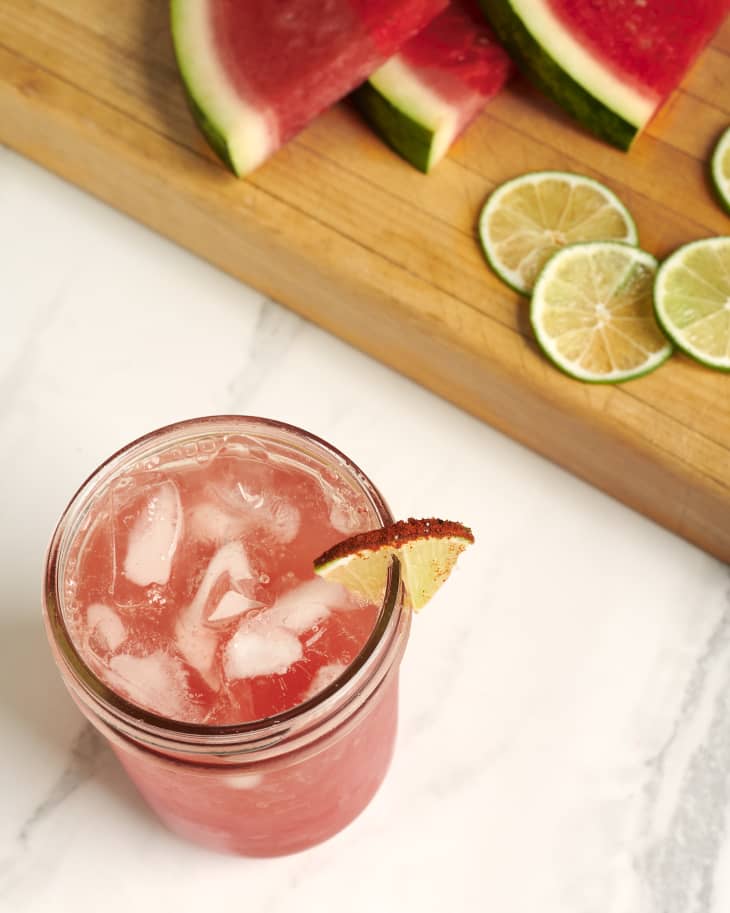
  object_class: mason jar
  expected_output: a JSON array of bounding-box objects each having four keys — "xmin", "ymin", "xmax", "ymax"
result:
[{"xmin": 43, "ymin": 416, "xmax": 409, "ymax": 856}]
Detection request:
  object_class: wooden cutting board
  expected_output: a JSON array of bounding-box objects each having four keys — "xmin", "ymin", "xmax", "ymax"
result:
[{"xmin": 2, "ymin": 1, "xmax": 729, "ymax": 560}]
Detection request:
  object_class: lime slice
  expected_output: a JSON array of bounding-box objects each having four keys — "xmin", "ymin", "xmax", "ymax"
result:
[
  {"xmin": 314, "ymin": 518, "xmax": 474, "ymax": 612},
  {"xmin": 531, "ymin": 241, "xmax": 672, "ymax": 383},
  {"xmin": 478, "ymin": 171, "xmax": 638, "ymax": 295},
  {"xmin": 654, "ymin": 237, "xmax": 730, "ymax": 372},
  {"xmin": 711, "ymin": 126, "xmax": 730, "ymax": 216}
]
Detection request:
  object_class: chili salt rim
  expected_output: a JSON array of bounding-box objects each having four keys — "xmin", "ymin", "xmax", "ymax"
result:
[{"xmin": 315, "ymin": 517, "xmax": 474, "ymax": 567}]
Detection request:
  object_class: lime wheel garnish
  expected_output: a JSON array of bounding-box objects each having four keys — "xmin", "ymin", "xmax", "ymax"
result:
[
  {"xmin": 531, "ymin": 240, "xmax": 672, "ymax": 382},
  {"xmin": 478, "ymin": 171, "xmax": 638, "ymax": 296},
  {"xmin": 653, "ymin": 236, "xmax": 730, "ymax": 372}
]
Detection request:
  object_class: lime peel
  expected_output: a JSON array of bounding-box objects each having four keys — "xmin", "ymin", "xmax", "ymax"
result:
[{"xmin": 314, "ymin": 518, "xmax": 474, "ymax": 612}]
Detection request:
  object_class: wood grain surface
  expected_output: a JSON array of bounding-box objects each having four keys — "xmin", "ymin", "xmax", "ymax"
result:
[{"xmin": 2, "ymin": 1, "xmax": 729, "ymax": 559}]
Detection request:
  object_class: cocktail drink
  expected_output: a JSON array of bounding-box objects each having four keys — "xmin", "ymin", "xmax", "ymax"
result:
[{"xmin": 44, "ymin": 416, "xmax": 408, "ymax": 856}]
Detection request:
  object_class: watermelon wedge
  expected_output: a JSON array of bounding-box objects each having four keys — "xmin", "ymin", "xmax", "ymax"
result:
[
  {"xmin": 355, "ymin": 0, "xmax": 514, "ymax": 172},
  {"xmin": 171, "ymin": 0, "xmax": 450, "ymax": 176},
  {"xmin": 479, "ymin": 0, "xmax": 730, "ymax": 150}
]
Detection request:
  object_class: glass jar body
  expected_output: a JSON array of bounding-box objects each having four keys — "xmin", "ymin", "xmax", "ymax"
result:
[
  {"xmin": 121, "ymin": 672, "xmax": 396, "ymax": 855},
  {"xmin": 68, "ymin": 666, "xmax": 401, "ymax": 856}
]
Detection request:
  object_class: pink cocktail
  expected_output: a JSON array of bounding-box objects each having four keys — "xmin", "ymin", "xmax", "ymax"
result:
[{"xmin": 44, "ymin": 416, "xmax": 408, "ymax": 856}]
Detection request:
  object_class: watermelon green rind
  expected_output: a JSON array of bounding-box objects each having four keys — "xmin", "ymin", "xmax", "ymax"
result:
[
  {"xmin": 478, "ymin": 0, "xmax": 655, "ymax": 150},
  {"xmin": 181, "ymin": 84, "xmax": 236, "ymax": 173},
  {"xmin": 356, "ymin": 57, "xmax": 463, "ymax": 173},
  {"xmin": 355, "ymin": 80, "xmax": 435, "ymax": 173},
  {"xmin": 356, "ymin": 3, "xmax": 512, "ymax": 173},
  {"xmin": 170, "ymin": 0, "xmax": 274, "ymax": 176}
]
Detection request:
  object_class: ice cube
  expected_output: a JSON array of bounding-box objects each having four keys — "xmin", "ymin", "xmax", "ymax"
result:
[
  {"xmin": 189, "ymin": 541, "xmax": 254, "ymax": 618},
  {"xmin": 86, "ymin": 602, "xmax": 126, "ymax": 651},
  {"xmin": 175, "ymin": 541, "xmax": 255, "ymax": 686},
  {"xmin": 329, "ymin": 500, "xmax": 363, "ymax": 535},
  {"xmin": 266, "ymin": 577, "xmax": 351, "ymax": 633},
  {"xmin": 304, "ymin": 662, "xmax": 347, "ymax": 700},
  {"xmin": 318, "ymin": 476, "xmax": 366, "ymax": 535},
  {"xmin": 206, "ymin": 455, "xmax": 271, "ymax": 515},
  {"xmin": 204, "ymin": 454, "xmax": 302, "ymax": 545},
  {"xmin": 175, "ymin": 620, "xmax": 219, "ymax": 690},
  {"xmin": 106, "ymin": 650, "xmax": 189, "ymax": 718},
  {"xmin": 224, "ymin": 623, "xmax": 302, "ymax": 680},
  {"xmin": 123, "ymin": 481, "xmax": 182, "ymax": 587},
  {"xmin": 266, "ymin": 498, "xmax": 301, "ymax": 543},
  {"xmin": 235, "ymin": 478, "xmax": 266, "ymax": 510},
  {"xmin": 223, "ymin": 772, "xmax": 263, "ymax": 791},
  {"xmin": 188, "ymin": 501, "xmax": 246, "ymax": 545},
  {"xmin": 208, "ymin": 590, "xmax": 263, "ymax": 623}
]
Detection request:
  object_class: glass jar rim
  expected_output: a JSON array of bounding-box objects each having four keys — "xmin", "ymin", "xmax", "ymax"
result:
[{"xmin": 43, "ymin": 415, "xmax": 406, "ymax": 756}]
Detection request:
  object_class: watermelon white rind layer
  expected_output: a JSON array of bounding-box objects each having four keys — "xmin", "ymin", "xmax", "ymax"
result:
[
  {"xmin": 479, "ymin": 0, "xmax": 658, "ymax": 150},
  {"xmin": 356, "ymin": 58, "xmax": 462, "ymax": 173},
  {"xmin": 171, "ymin": 0, "xmax": 276, "ymax": 176}
]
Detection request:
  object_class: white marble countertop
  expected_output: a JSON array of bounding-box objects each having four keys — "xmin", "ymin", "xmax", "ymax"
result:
[{"xmin": 2, "ymin": 145, "xmax": 729, "ymax": 913}]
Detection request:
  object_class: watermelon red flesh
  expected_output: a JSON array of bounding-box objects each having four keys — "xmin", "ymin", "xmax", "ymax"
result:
[
  {"xmin": 210, "ymin": 0, "xmax": 450, "ymax": 148},
  {"xmin": 397, "ymin": 0, "xmax": 513, "ymax": 109},
  {"xmin": 480, "ymin": 0, "xmax": 729, "ymax": 149},
  {"xmin": 356, "ymin": 0, "xmax": 513, "ymax": 171},
  {"xmin": 546, "ymin": 0, "xmax": 730, "ymax": 100}
]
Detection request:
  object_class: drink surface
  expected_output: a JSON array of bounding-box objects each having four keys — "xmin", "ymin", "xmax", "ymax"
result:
[{"xmin": 62, "ymin": 431, "xmax": 380, "ymax": 725}]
